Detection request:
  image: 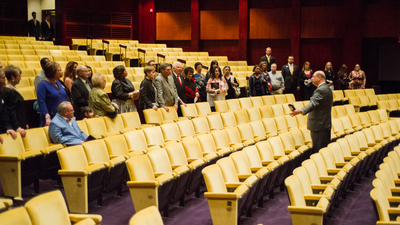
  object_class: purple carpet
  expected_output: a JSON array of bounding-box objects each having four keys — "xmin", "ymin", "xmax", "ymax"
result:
[{"xmin": 0, "ymin": 173, "xmax": 377, "ymax": 225}]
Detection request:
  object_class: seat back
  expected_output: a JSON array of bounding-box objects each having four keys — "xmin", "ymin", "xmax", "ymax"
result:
[
  {"xmin": 206, "ymin": 114, "xmax": 224, "ymax": 130},
  {"xmin": 255, "ymin": 141, "xmax": 275, "ymax": 161},
  {"xmin": 165, "ymin": 143, "xmax": 189, "ymax": 167},
  {"xmin": 353, "ymin": 131, "xmax": 369, "ymax": 149},
  {"xmin": 295, "ymin": 115, "xmax": 307, "ymax": 127},
  {"xmin": 343, "ymin": 104, "xmax": 356, "ymax": 115},
  {"xmin": 271, "ymin": 104, "xmax": 285, "ymax": 117},
  {"xmin": 237, "ymin": 123, "xmax": 256, "ymax": 141},
  {"xmin": 250, "ymin": 97, "xmax": 263, "ymax": 107},
  {"xmin": 319, "ymin": 147, "xmax": 338, "ymax": 168},
  {"xmin": 123, "ymin": 130, "xmax": 149, "ymax": 152},
  {"xmin": 176, "ymin": 119, "xmax": 196, "ymax": 138},
  {"xmin": 22, "ymin": 127, "xmax": 51, "ymax": 151},
  {"xmin": 348, "ymin": 114, "xmax": 362, "ymax": 130},
  {"xmin": 220, "ymin": 112, "xmax": 237, "ymax": 127},
  {"xmin": 243, "ymin": 146, "xmax": 264, "ymax": 167},
  {"xmin": 181, "ymin": 137, "xmax": 204, "ymax": 160},
  {"xmin": 82, "ymin": 139, "xmax": 110, "ymax": 163},
  {"xmin": 310, "ymin": 153, "xmax": 329, "ymax": 176},
  {"xmin": 57, "ymin": 145, "xmax": 88, "ymax": 171},
  {"xmin": 181, "ymin": 104, "xmax": 198, "ymax": 119},
  {"xmin": 214, "ymin": 100, "xmax": 229, "ymax": 113},
  {"xmin": 246, "ymin": 107, "xmax": 262, "ymax": 121},
  {"xmin": 160, "ymin": 123, "xmax": 182, "ymax": 143},
  {"xmin": 285, "ymin": 175, "xmax": 306, "ymax": 206},
  {"xmin": 370, "ymin": 187, "xmax": 391, "ymax": 222},
  {"xmin": 285, "ymin": 94, "xmax": 296, "ymax": 103},
  {"xmin": 226, "ymin": 99, "xmax": 240, "ymax": 112},
  {"xmin": 143, "ymin": 109, "xmax": 163, "ymax": 125},
  {"xmin": 344, "ymin": 90, "xmax": 355, "ymax": 98},
  {"xmin": 234, "ymin": 109, "xmax": 250, "ymax": 124},
  {"xmin": 249, "ymin": 121, "xmax": 266, "ymax": 138},
  {"xmin": 121, "ymin": 112, "xmax": 142, "ymax": 130},
  {"xmin": 85, "ymin": 117, "xmax": 107, "ymax": 136},
  {"xmin": 24, "ymin": 190, "xmax": 70, "ymax": 225},
  {"xmin": 224, "ymin": 127, "xmax": 243, "ymax": 145},
  {"xmin": 230, "ymin": 151, "xmax": 252, "ymax": 174},
  {"xmin": 196, "ymin": 102, "xmax": 212, "ymax": 116},
  {"xmin": 259, "ymin": 105, "xmax": 274, "ymax": 118},
  {"xmin": 76, "ymin": 120, "xmax": 89, "ymax": 135},
  {"xmin": 202, "ymin": 165, "xmax": 228, "ymax": 193},
  {"xmin": 340, "ymin": 116, "xmax": 354, "ymax": 133},
  {"xmin": 364, "ymin": 88, "xmax": 375, "ymax": 96},
  {"xmin": 147, "ymin": 148, "xmax": 173, "ymax": 173},
  {"xmin": 279, "ymin": 132, "xmax": 296, "ymax": 152},
  {"xmin": 104, "ymin": 134, "xmax": 131, "ymax": 156},
  {"xmin": 216, "ymin": 157, "xmax": 240, "ymax": 183},
  {"xmin": 262, "ymin": 95, "xmax": 275, "ymax": 105},
  {"xmin": 267, "ymin": 136, "xmax": 285, "ymax": 156},
  {"xmin": 143, "ymin": 126, "xmax": 165, "ymax": 147},
  {"xmin": 210, "ymin": 129, "xmax": 233, "ymax": 149},
  {"xmin": 129, "ymin": 206, "xmax": 164, "ymax": 225},
  {"xmin": 262, "ymin": 118, "xmax": 278, "ymax": 137},
  {"xmin": 274, "ymin": 116, "xmax": 288, "ymax": 133},
  {"xmin": 358, "ymin": 112, "xmax": 371, "ymax": 127},
  {"xmin": 334, "ymin": 106, "xmax": 346, "ymax": 118},
  {"xmin": 103, "ymin": 114, "xmax": 124, "ymax": 132},
  {"xmin": 0, "ymin": 207, "xmax": 32, "ymax": 225},
  {"xmin": 327, "ymin": 143, "xmax": 345, "ymax": 163},
  {"xmin": 292, "ymin": 167, "xmax": 313, "ymax": 195},
  {"xmin": 285, "ymin": 115, "xmax": 298, "ymax": 130},
  {"xmin": 238, "ymin": 97, "xmax": 253, "ymax": 109},
  {"xmin": 160, "ymin": 107, "xmax": 180, "ymax": 123},
  {"xmin": 197, "ymin": 133, "xmax": 218, "ymax": 154},
  {"xmin": 273, "ymin": 95, "xmax": 287, "ymax": 104},
  {"xmin": 301, "ymin": 159, "xmax": 322, "ymax": 185},
  {"xmin": 376, "ymin": 109, "xmax": 389, "ymax": 122},
  {"xmin": 126, "ymin": 154, "xmax": 155, "ymax": 181},
  {"xmin": 192, "ymin": 116, "xmax": 211, "ymax": 134}
]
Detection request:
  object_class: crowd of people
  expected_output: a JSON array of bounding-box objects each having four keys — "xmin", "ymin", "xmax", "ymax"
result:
[{"xmin": 0, "ymin": 45, "xmax": 367, "ymax": 146}]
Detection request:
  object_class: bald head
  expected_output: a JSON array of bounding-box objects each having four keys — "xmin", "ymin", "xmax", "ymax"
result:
[{"xmin": 311, "ymin": 70, "xmax": 326, "ymax": 86}]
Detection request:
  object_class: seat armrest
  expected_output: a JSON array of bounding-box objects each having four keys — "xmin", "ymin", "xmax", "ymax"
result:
[
  {"xmin": 225, "ymin": 182, "xmax": 242, "ymax": 188},
  {"xmin": 287, "ymin": 206, "xmax": 324, "ymax": 215},
  {"xmin": 284, "ymin": 150, "xmax": 295, "ymax": 154},
  {"xmin": 251, "ymin": 167, "xmax": 263, "ymax": 172},
  {"xmin": 69, "ymin": 214, "xmax": 102, "ymax": 224},
  {"xmin": 127, "ymin": 181, "xmax": 158, "ymax": 188},
  {"xmin": 188, "ymin": 158, "xmax": 206, "ymax": 163},
  {"xmin": 304, "ymin": 194, "xmax": 323, "ymax": 201},
  {"xmin": 238, "ymin": 174, "xmax": 252, "ymax": 181},
  {"xmin": 89, "ymin": 162, "xmax": 110, "ymax": 167},
  {"xmin": 261, "ymin": 160, "xmax": 273, "ymax": 166},
  {"xmin": 58, "ymin": 170, "xmax": 87, "ymax": 176},
  {"xmin": 110, "ymin": 154, "xmax": 129, "ymax": 160},
  {"xmin": 0, "ymin": 155, "xmax": 21, "ymax": 161},
  {"xmin": 204, "ymin": 192, "xmax": 239, "ymax": 200},
  {"xmin": 343, "ymin": 156, "xmax": 355, "ymax": 161}
]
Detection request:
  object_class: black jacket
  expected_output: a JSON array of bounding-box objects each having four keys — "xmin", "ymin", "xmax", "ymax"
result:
[
  {"xmin": 281, "ymin": 64, "xmax": 300, "ymax": 89},
  {"xmin": 2, "ymin": 87, "xmax": 26, "ymax": 131},
  {"xmin": 173, "ymin": 73, "xmax": 185, "ymax": 102},
  {"xmin": 260, "ymin": 55, "xmax": 276, "ymax": 72},
  {"xmin": 139, "ymin": 78, "xmax": 157, "ymax": 110},
  {"xmin": 72, "ymin": 78, "xmax": 92, "ymax": 120},
  {"xmin": 111, "ymin": 78, "xmax": 135, "ymax": 101},
  {"xmin": 28, "ymin": 19, "xmax": 41, "ymax": 40},
  {"xmin": 41, "ymin": 20, "xmax": 54, "ymax": 41}
]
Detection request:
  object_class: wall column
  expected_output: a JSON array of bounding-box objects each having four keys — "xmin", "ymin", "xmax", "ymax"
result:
[
  {"xmin": 343, "ymin": 0, "xmax": 363, "ymax": 67},
  {"xmin": 291, "ymin": 0, "xmax": 301, "ymax": 62},
  {"xmin": 190, "ymin": 0, "xmax": 200, "ymax": 52},
  {"xmin": 238, "ymin": 0, "xmax": 248, "ymax": 61},
  {"xmin": 139, "ymin": 0, "xmax": 156, "ymax": 43}
]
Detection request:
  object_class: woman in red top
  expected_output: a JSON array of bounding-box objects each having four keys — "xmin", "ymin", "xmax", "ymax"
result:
[
  {"xmin": 299, "ymin": 61, "xmax": 315, "ymax": 100},
  {"xmin": 182, "ymin": 66, "xmax": 200, "ymax": 104}
]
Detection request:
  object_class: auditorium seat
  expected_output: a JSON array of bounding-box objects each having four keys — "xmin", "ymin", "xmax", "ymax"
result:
[
  {"xmin": 192, "ymin": 116, "xmax": 211, "ymax": 134},
  {"xmin": 181, "ymin": 103, "xmax": 199, "ymax": 119},
  {"xmin": 225, "ymin": 126, "xmax": 255, "ymax": 147},
  {"xmin": 197, "ymin": 133, "xmax": 232, "ymax": 157},
  {"xmin": 238, "ymin": 97, "xmax": 253, "ymax": 109},
  {"xmin": 143, "ymin": 108, "xmax": 163, "ymax": 125},
  {"xmin": 202, "ymin": 164, "xmax": 250, "ymax": 225},
  {"xmin": 0, "ymin": 207, "xmax": 32, "ymax": 225},
  {"xmin": 196, "ymin": 102, "xmax": 216, "ymax": 116},
  {"xmin": 57, "ymin": 145, "xmax": 107, "ymax": 213},
  {"xmin": 246, "ymin": 107, "xmax": 262, "ymax": 121},
  {"xmin": 250, "ymin": 96, "xmax": 263, "ymax": 107},
  {"xmin": 129, "ymin": 206, "xmax": 163, "ymax": 225},
  {"xmin": 271, "ymin": 104, "xmax": 285, "ymax": 117},
  {"xmin": 123, "ymin": 129, "xmax": 156, "ymax": 153},
  {"xmin": 234, "ymin": 109, "xmax": 250, "ymax": 124},
  {"xmin": 182, "ymin": 137, "xmax": 219, "ymax": 164},
  {"xmin": 143, "ymin": 126, "xmax": 176, "ymax": 148},
  {"xmin": 160, "ymin": 107, "xmax": 188, "ymax": 123},
  {"xmin": 176, "ymin": 119, "xmax": 197, "ymax": 138},
  {"xmin": 273, "ymin": 95, "xmax": 287, "ymax": 104},
  {"xmin": 85, "ymin": 117, "xmax": 119, "ymax": 138},
  {"xmin": 210, "ymin": 129, "xmax": 244, "ymax": 152},
  {"xmin": 160, "ymin": 123, "xmax": 184, "ymax": 143},
  {"xmin": 206, "ymin": 114, "xmax": 224, "ymax": 131},
  {"xmin": 126, "ymin": 154, "xmax": 175, "ymax": 217},
  {"xmin": 259, "ymin": 105, "xmax": 274, "ymax": 118},
  {"xmin": 261, "ymin": 117, "xmax": 278, "ymax": 137},
  {"xmin": 226, "ymin": 99, "xmax": 240, "ymax": 112}
]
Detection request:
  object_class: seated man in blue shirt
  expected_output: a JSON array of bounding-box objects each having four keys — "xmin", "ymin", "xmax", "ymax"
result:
[{"xmin": 49, "ymin": 101, "xmax": 87, "ymax": 146}]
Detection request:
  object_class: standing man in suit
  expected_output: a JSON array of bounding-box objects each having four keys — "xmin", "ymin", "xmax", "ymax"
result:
[
  {"xmin": 0, "ymin": 68, "xmax": 5, "ymax": 142},
  {"xmin": 260, "ymin": 47, "xmax": 275, "ymax": 72},
  {"xmin": 281, "ymin": 55, "xmax": 300, "ymax": 97},
  {"xmin": 49, "ymin": 101, "xmax": 88, "ymax": 146},
  {"xmin": 41, "ymin": 13, "xmax": 55, "ymax": 42},
  {"xmin": 154, "ymin": 63, "xmax": 179, "ymax": 112},
  {"xmin": 172, "ymin": 62, "xmax": 185, "ymax": 116},
  {"xmin": 290, "ymin": 71, "xmax": 333, "ymax": 154},
  {"xmin": 71, "ymin": 65, "xmax": 92, "ymax": 120},
  {"xmin": 28, "ymin": 12, "xmax": 41, "ymax": 40}
]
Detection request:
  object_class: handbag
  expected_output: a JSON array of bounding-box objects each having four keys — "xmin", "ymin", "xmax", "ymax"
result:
[{"xmin": 230, "ymin": 76, "xmax": 241, "ymax": 97}]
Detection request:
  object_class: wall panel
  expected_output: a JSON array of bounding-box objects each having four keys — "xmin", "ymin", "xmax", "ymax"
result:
[
  {"xmin": 301, "ymin": 6, "xmax": 345, "ymax": 38},
  {"xmin": 201, "ymin": 40, "xmax": 239, "ymax": 61},
  {"xmin": 156, "ymin": 12, "xmax": 191, "ymax": 40},
  {"xmin": 249, "ymin": 8, "xmax": 291, "ymax": 39},
  {"xmin": 249, "ymin": 39, "xmax": 291, "ymax": 67},
  {"xmin": 200, "ymin": 10, "xmax": 239, "ymax": 40},
  {"xmin": 362, "ymin": 2, "xmax": 400, "ymax": 38}
]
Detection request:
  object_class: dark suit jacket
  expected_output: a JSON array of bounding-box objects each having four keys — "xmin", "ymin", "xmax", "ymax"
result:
[
  {"xmin": 41, "ymin": 20, "xmax": 54, "ymax": 41},
  {"xmin": 173, "ymin": 73, "xmax": 185, "ymax": 102},
  {"xmin": 302, "ymin": 82, "xmax": 333, "ymax": 132},
  {"xmin": 281, "ymin": 64, "xmax": 300, "ymax": 90},
  {"xmin": 260, "ymin": 55, "xmax": 276, "ymax": 72},
  {"xmin": 71, "ymin": 78, "xmax": 92, "ymax": 120},
  {"xmin": 2, "ymin": 87, "xmax": 26, "ymax": 131},
  {"xmin": 28, "ymin": 19, "xmax": 41, "ymax": 40},
  {"xmin": 139, "ymin": 78, "xmax": 157, "ymax": 110}
]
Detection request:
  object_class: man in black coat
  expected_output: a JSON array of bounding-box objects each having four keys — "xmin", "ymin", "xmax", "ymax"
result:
[
  {"xmin": 281, "ymin": 55, "xmax": 300, "ymax": 97},
  {"xmin": 260, "ymin": 47, "xmax": 275, "ymax": 72},
  {"xmin": 28, "ymin": 12, "xmax": 41, "ymax": 40},
  {"xmin": 41, "ymin": 13, "xmax": 55, "ymax": 42},
  {"xmin": 72, "ymin": 65, "xmax": 92, "ymax": 120},
  {"xmin": 172, "ymin": 61, "xmax": 186, "ymax": 116}
]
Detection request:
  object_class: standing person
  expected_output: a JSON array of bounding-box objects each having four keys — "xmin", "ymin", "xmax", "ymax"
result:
[
  {"xmin": 223, "ymin": 66, "xmax": 239, "ymax": 99},
  {"xmin": 34, "ymin": 57, "xmax": 51, "ymax": 91},
  {"xmin": 205, "ymin": 60, "xmax": 219, "ymax": 83},
  {"xmin": 36, "ymin": 61, "xmax": 68, "ymax": 126},
  {"xmin": 193, "ymin": 62, "xmax": 206, "ymax": 102},
  {"xmin": 206, "ymin": 66, "xmax": 228, "ymax": 111},
  {"xmin": 290, "ymin": 71, "xmax": 333, "ymax": 154},
  {"xmin": 324, "ymin": 62, "xmax": 335, "ymax": 91},
  {"xmin": 182, "ymin": 66, "xmax": 200, "ymax": 104},
  {"xmin": 281, "ymin": 55, "xmax": 300, "ymax": 97},
  {"xmin": 41, "ymin": 13, "xmax": 55, "ymax": 42},
  {"xmin": 260, "ymin": 47, "xmax": 275, "ymax": 72},
  {"xmin": 259, "ymin": 61, "xmax": 271, "ymax": 94},
  {"xmin": 0, "ymin": 68, "xmax": 5, "ymax": 143},
  {"xmin": 63, "ymin": 61, "xmax": 78, "ymax": 92},
  {"xmin": 154, "ymin": 63, "xmax": 179, "ymax": 112},
  {"xmin": 111, "ymin": 65, "xmax": 139, "ymax": 113},
  {"xmin": 89, "ymin": 73, "xmax": 119, "ymax": 117},
  {"xmin": 71, "ymin": 65, "xmax": 92, "ymax": 120},
  {"xmin": 268, "ymin": 63, "xmax": 285, "ymax": 95},
  {"xmin": 2, "ymin": 65, "xmax": 28, "ymax": 139},
  {"xmin": 172, "ymin": 62, "xmax": 185, "ymax": 115},
  {"xmin": 139, "ymin": 66, "xmax": 158, "ymax": 110},
  {"xmin": 147, "ymin": 60, "xmax": 159, "ymax": 76},
  {"xmin": 335, "ymin": 64, "xmax": 350, "ymax": 90},
  {"xmin": 28, "ymin": 12, "xmax": 41, "ymax": 40},
  {"xmin": 248, "ymin": 65, "xmax": 267, "ymax": 97},
  {"xmin": 299, "ymin": 61, "xmax": 315, "ymax": 100},
  {"xmin": 349, "ymin": 64, "xmax": 366, "ymax": 89}
]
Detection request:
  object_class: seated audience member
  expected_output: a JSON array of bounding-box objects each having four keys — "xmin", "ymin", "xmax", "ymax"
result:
[
  {"xmin": 268, "ymin": 63, "xmax": 285, "ymax": 95},
  {"xmin": 324, "ymin": 62, "xmax": 335, "ymax": 91},
  {"xmin": 37, "ymin": 61, "xmax": 68, "ymax": 126},
  {"xmin": 2, "ymin": 65, "xmax": 28, "ymax": 139},
  {"xmin": 206, "ymin": 66, "xmax": 227, "ymax": 111},
  {"xmin": 72, "ymin": 65, "xmax": 92, "ymax": 120},
  {"xmin": 194, "ymin": 62, "xmax": 206, "ymax": 102},
  {"xmin": 63, "ymin": 61, "xmax": 78, "ymax": 92},
  {"xmin": 81, "ymin": 106, "xmax": 98, "ymax": 119},
  {"xmin": 223, "ymin": 66, "xmax": 239, "ymax": 99},
  {"xmin": 248, "ymin": 65, "xmax": 267, "ymax": 97},
  {"xmin": 34, "ymin": 57, "xmax": 51, "ymax": 91},
  {"xmin": 182, "ymin": 66, "xmax": 200, "ymax": 104},
  {"xmin": 154, "ymin": 63, "xmax": 179, "ymax": 112},
  {"xmin": 299, "ymin": 61, "xmax": 315, "ymax": 100},
  {"xmin": 111, "ymin": 65, "xmax": 139, "ymax": 113},
  {"xmin": 139, "ymin": 66, "xmax": 158, "ymax": 110},
  {"xmin": 49, "ymin": 101, "xmax": 87, "ymax": 146},
  {"xmin": 89, "ymin": 73, "xmax": 119, "ymax": 117}
]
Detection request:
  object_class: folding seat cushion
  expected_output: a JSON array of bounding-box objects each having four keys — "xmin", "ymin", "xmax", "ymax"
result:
[
  {"xmin": 250, "ymin": 97, "xmax": 263, "ymax": 107},
  {"xmin": 83, "ymin": 139, "xmax": 126, "ymax": 195},
  {"xmin": 143, "ymin": 108, "xmax": 163, "ymax": 125},
  {"xmin": 0, "ymin": 133, "xmax": 42, "ymax": 199},
  {"xmin": 197, "ymin": 133, "xmax": 232, "ymax": 157},
  {"xmin": 126, "ymin": 154, "xmax": 175, "ymax": 217},
  {"xmin": 293, "ymin": 167, "xmax": 334, "ymax": 199},
  {"xmin": 147, "ymin": 148, "xmax": 191, "ymax": 206},
  {"xmin": 206, "ymin": 114, "xmax": 224, "ymax": 131},
  {"xmin": 226, "ymin": 99, "xmax": 240, "ymax": 112},
  {"xmin": 202, "ymin": 164, "xmax": 250, "ymax": 225},
  {"xmin": 210, "ymin": 129, "xmax": 244, "ymax": 152},
  {"xmin": 259, "ymin": 105, "xmax": 274, "ymax": 118},
  {"xmin": 57, "ymin": 146, "xmax": 107, "ymax": 213},
  {"xmin": 0, "ymin": 207, "xmax": 32, "ymax": 225},
  {"xmin": 262, "ymin": 95, "xmax": 275, "ymax": 105},
  {"xmin": 192, "ymin": 116, "xmax": 211, "ymax": 134},
  {"xmin": 129, "ymin": 206, "xmax": 163, "ymax": 225},
  {"xmin": 214, "ymin": 100, "xmax": 228, "ymax": 113},
  {"xmin": 285, "ymin": 175, "xmax": 329, "ymax": 225},
  {"xmin": 181, "ymin": 103, "xmax": 198, "ymax": 119},
  {"xmin": 165, "ymin": 143, "xmax": 207, "ymax": 197},
  {"xmin": 238, "ymin": 97, "xmax": 253, "ymax": 109},
  {"xmin": 246, "ymin": 107, "xmax": 262, "ymax": 121}
]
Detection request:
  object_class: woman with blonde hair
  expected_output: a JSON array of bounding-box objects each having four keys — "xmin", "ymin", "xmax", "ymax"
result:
[
  {"xmin": 89, "ymin": 73, "xmax": 119, "ymax": 117},
  {"xmin": 324, "ymin": 62, "xmax": 335, "ymax": 90}
]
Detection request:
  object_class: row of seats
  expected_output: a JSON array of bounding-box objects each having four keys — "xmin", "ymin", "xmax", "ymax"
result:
[
  {"xmin": 0, "ymin": 190, "xmax": 102, "ymax": 225},
  {"xmin": 0, "ymin": 49, "xmax": 89, "ymax": 57},
  {"xmin": 370, "ymin": 145, "xmax": 400, "ymax": 224},
  {"xmin": 286, "ymin": 119, "xmax": 400, "ymax": 225},
  {"xmin": 378, "ymin": 100, "xmax": 400, "ymax": 116},
  {"xmin": 0, "ymin": 36, "xmax": 36, "ymax": 41},
  {"xmin": 0, "ymin": 45, "xmax": 69, "ymax": 51}
]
